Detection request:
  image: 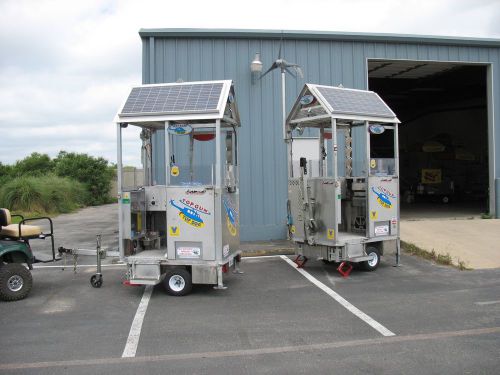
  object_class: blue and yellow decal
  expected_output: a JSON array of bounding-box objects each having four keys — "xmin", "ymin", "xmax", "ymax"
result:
[
  {"xmin": 223, "ymin": 197, "xmax": 238, "ymax": 236},
  {"xmin": 169, "ymin": 198, "xmax": 211, "ymax": 228},
  {"xmin": 372, "ymin": 186, "xmax": 396, "ymax": 209}
]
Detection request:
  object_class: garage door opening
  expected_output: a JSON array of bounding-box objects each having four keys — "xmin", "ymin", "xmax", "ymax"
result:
[{"xmin": 368, "ymin": 60, "xmax": 489, "ymax": 219}]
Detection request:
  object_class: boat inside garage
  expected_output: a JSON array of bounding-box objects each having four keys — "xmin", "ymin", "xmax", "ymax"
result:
[{"xmin": 368, "ymin": 60, "xmax": 489, "ymax": 219}]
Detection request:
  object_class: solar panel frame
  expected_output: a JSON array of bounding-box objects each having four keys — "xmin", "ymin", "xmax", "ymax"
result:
[
  {"xmin": 314, "ymin": 85, "xmax": 397, "ymax": 120},
  {"xmin": 118, "ymin": 81, "xmax": 226, "ymax": 117}
]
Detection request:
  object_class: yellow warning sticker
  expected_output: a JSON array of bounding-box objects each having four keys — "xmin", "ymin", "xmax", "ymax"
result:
[
  {"xmin": 370, "ymin": 159, "xmax": 377, "ymax": 169},
  {"xmin": 171, "ymin": 165, "xmax": 180, "ymax": 177},
  {"xmin": 290, "ymin": 225, "xmax": 296, "ymax": 234},
  {"xmin": 169, "ymin": 226, "xmax": 180, "ymax": 237},
  {"xmin": 327, "ymin": 228, "xmax": 335, "ymax": 240},
  {"xmin": 370, "ymin": 211, "xmax": 378, "ymax": 220}
]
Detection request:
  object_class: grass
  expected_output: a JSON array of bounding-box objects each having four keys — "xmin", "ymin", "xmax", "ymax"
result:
[
  {"xmin": 401, "ymin": 240, "xmax": 472, "ymax": 270},
  {"xmin": 0, "ymin": 174, "xmax": 87, "ymax": 216}
]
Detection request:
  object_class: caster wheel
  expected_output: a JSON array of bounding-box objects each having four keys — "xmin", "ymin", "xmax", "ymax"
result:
[{"xmin": 90, "ymin": 274, "xmax": 103, "ymax": 288}]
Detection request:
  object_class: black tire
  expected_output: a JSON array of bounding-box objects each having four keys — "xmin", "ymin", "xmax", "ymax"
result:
[
  {"xmin": 90, "ymin": 274, "xmax": 103, "ymax": 288},
  {"xmin": 362, "ymin": 247, "xmax": 381, "ymax": 272},
  {"xmin": 0, "ymin": 263, "xmax": 33, "ymax": 301},
  {"xmin": 163, "ymin": 268, "xmax": 192, "ymax": 296}
]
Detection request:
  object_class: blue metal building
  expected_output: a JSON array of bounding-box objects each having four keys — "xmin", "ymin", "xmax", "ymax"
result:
[{"xmin": 139, "ymin": 28, "xmax": 500, "ymax": 241}]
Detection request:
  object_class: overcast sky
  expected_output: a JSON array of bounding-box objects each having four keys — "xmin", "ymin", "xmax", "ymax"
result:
[{"xmin": 0, "ymin": 0, "xmax": 499, "ymax": 166}]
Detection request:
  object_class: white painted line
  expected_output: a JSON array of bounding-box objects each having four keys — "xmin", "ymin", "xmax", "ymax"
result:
[
  {"xmin": 475, "ymin": 300, "xmax": 500, "ymax": 306},
  {"xmin": 122, "ymin": 285, "xmax": 154, "ymax": 358},
  {"xmin": 280, "ymin": 255, "xmax": 395, "ymax": 337}
]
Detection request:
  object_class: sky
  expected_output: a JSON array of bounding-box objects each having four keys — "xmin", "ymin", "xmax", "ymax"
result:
[{"xmin": 0, "ymin": 0, "xmax": 499, "ymax": 167}]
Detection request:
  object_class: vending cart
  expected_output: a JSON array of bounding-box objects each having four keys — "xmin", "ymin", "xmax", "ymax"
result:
[
  {"xmin": 285, "ymin": 84, "xmax": 401, "ymax": 274},
  {"xmin": 113, "ymin": 80, "xmax": 242, "ymax": 295}
]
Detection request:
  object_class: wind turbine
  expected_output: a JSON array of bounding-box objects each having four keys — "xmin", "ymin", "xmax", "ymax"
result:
[
  {"xmin": 260, "ymin": 40, "xmax": 304, "ymax": 140},
  {"xmin": 259, "ymin": 37, "xmax": 304, "ymax": 176}
]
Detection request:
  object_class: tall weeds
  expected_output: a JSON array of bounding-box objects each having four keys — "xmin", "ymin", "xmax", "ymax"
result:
[{"xmin": 0, "ymin": 174, "xmax": 86, "ymax": 214}]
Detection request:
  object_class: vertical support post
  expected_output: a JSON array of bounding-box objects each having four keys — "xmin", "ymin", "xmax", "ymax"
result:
[
  {"xmin": 319, "ymin": 127, "xmax": 325, "ymax": 177},
  {"xmin": 189, "ymin": 133, "xmax": 194, "ymax": 183},
  {"xmin": 214, "ymin": 120, "xmax": 223, "ymax": 270},
  {"xmin": 394, "ymin": 122, "xmax": 401, "ymax": 266},
  {"xmin": 117, "ymin": 123, "xmax": 124, "ymax": 260},
  {"xmin": 164, "ymin": 122, "xmax": 170, "ymax": 186},
  {"xmin": 365, "ymin": 121, "xmax": 371, "ymax": 177},
  {"xmin": 365, "ymin": 121, "xmax": 371, "ymax": 238},
  {"xmin": 331, "ymin": 117, "xmax": 339, "ymax": 239},
  {"xmin": 215, "ymin": 120, "xmax": 222, "ymax": 188}
]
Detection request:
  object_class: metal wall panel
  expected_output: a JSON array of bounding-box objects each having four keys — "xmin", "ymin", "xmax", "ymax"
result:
[{"xmin": 141, "ymin": 32, "xmax": 500, "ymax": 240}]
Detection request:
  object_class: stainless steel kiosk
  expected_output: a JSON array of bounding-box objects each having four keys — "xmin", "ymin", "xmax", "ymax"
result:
[
  {"xmin": 285, "ymin": 84, "xmax": 401, "ymax": 274},
  {"xmin": 113, "ymin": 80, "xmax": 242, "ymax": 295}
]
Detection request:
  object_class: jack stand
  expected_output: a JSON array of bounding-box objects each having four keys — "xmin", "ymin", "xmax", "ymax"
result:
[
  {"xmin": 337, "ymin": 262, "xmax": 353, "ymax": 278},
  {"xmin": 90, "ymin": 235, "xmax": 103, "ymax": 288},
  {"xmin": 394, "ymin": 239, "xmax": 402, "ymax": 267},
  {"xmin": 213, "ymin": 265, "xmax": 228, "ymax": 290},
  {"xmin": 294, "ymin": 254, "xmax": 308, "ymax": 268},
  {"xmin": 233, "ymin": 254, "xmax": 244, "ymax": 274}
]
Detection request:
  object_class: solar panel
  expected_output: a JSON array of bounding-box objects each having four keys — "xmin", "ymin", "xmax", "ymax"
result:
[
  {"xmin": 120, "ymin": 82, "xmax": 224, "ymax": 116},
  {"xmin": 316, "ymin": 86, "xmax": 395, "ymax": 119}
]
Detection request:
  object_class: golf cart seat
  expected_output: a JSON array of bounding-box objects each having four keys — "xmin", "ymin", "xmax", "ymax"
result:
[{"xmin": 0, "ymin": 208, "xmax": 42, "ymax": 239}]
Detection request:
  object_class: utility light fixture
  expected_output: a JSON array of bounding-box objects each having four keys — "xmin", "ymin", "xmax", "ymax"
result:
[
  {"xmin": 250, "ymin": 52, "xmax": 263, "ymax": 84},
  {"xmin": 250, "ymin": 53, "xmax": 263, "ymax": 73}
]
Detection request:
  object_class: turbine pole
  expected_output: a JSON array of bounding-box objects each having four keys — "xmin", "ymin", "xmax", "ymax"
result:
[{"xmin": 281, "ymin": 68, "xmax": 292, "ymax": 179}]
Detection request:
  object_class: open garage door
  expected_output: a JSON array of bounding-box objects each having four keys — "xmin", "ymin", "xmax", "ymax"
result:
[{"xmin": 368, "ymin": 60, "xmax": 489, "ymax": 219}]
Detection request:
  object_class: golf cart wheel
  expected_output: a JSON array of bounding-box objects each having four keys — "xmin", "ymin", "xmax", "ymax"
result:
[
  {"xmin": 362, "ymin": 247, "xmax": 381, "ymax": 272},
  {"xmin": 90, "ymin": 274, "xmax": 103, "ymax": 288},
  {"xmin": 163, "ymin": 268, "xmax": 192, "ymax": 296},
  {"xmin": 0, "ymin": 263, "xmax": 33, "ymax": 301}
]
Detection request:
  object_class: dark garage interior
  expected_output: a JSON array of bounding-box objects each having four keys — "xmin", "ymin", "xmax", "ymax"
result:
[{"xmin": 368, "ymin": 61, "xmax": 489, "ymax": 218}]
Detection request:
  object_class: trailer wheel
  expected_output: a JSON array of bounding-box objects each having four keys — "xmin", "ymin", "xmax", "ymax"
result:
[
  {"xmin": 90, "ymin": 274, "xmax": 103, "ymax": 288},
  {"xmin": 362, "ymin": 247, "xmax": 381, "ymax": 271},
  {"xmin": 163, "ymin": 268, "xmax": 192, "ymax": 296},
  {"xmin": 0, "ymin": 263, "xmax": 33, "ymax": 301}
]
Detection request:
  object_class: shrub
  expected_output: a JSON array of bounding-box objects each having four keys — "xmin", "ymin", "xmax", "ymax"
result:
[
  {"xmin": 0, "ymin": 175, "xmax": 86, "ymax": 214},
  {"xmin": 54, "ymin": 151, "xmax": 113, "ymax": 205},
  {"xmin": 13, "ymin": 152, "xmax": 54, "ymax": 176}
]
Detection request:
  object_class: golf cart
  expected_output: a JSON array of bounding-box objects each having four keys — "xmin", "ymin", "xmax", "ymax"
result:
[{"xmin": 0, "ymin": 208, "xmax": 55, "ymax": 301}]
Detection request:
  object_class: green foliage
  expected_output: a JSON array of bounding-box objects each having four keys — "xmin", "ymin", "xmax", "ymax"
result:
[
  {"xmin": 0, "ymin": 162, "xmax": 13, "ymax": 185},
  {"xmin": 0, "ymin": 175, "xmax": 86, "ymax": 214},
  {"xmin": 53, "ymin": 151, "xmax": 113, "ymax": 205},
  {"xmin": 0, "ymin": 150, "xmax": 114, "ymax": 214},
  {"xmin": 13, "ymin": 152, "xmax": 54, "ymax": 176}
]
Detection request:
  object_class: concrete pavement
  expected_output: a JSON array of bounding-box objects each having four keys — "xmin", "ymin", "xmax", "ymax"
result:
[{"xmin": 401, "ymin": 218, "xmax": 500, "ymax": 269}]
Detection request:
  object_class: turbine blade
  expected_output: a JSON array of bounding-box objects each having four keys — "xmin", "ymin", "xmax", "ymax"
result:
[
  {"xmin": 295, "ymin": 66, "xmax": 304, "ymax": 78},
  {"xmin": 284, "ymin": 67, "xmax": 297, "ymax": 79},
  {"xmin": 259, "ymin": 62, "xmax": 278, "ymax": 79},
  {"xmin": 285, "ymin": 63, "xmax": 304, "ymax": 78}
]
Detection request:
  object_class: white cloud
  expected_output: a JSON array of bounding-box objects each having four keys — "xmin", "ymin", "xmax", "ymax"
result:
[{"xmin": 0, "ymin": 0, "xmax": 498, "ymax": 166}]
